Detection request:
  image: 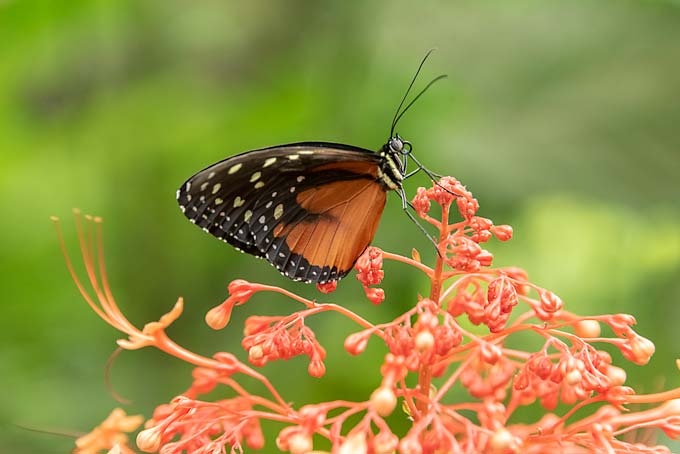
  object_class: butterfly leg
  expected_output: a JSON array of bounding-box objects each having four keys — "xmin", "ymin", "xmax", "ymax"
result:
[
  {"xmin": 408, "ymin": 154, "xmax": 455, "ymax": 196},
  {"xmin": 397, "ymin": 187, "xmax": 442, "ymax": 256},
  {"xmin": 404, "ymin": 167, "xmax": 422, "ymax": 179}
]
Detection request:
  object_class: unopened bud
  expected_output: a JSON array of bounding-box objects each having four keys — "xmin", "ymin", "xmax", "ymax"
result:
[
  {"xmin": 574, "ymin": 319, "xmax": 600, "ymax": 338},
  {"xmin": 308, "ymin": 359, "xmax": 326, "ymax": 378},
  {"xmin": 288, "ymin": 433, "xmax": 313, "ymax": 454},
  {"xmin": 205, "ymin": 304, "xmax": 232, "ymax": 330},
  {"xmin": 415, "ymin": 330, "xmax": 435, "ymax": 352},
  {"xmin": 249, "ymin": 345, "xmax": 264, "ymax": 361},
  {"xmin": 371, "ymin": 387, "xmax": 397, "ymax": 417},
  {"xmin": 344, "ymin": 332, "xmax": 368, "ymax": 355},
  {"xmin": 565, "ymin": 369, "xmax": 582, "ymax": 386},
  {"xmin": 630, "ymin": 335, "xmax": 655, "ymax": 365},
  {"xmin": 490, "ymin": 428, "xmax": 517, "ymax": 452},
  {"xmin": 364, "ymin": 287, "xmax": 385, "ymax": 305},
  {"xmin": 373, "ymin": 430, "xmax": 398, "ymax": 454},
  {"xmin": 491, "ymin": 224, "xmax": 513, "ymax": 241},
  {"xmin": 339, "ymin": 432, "xmax": 367, "ymax": 454},
  {"xmin": 316, "ymin": 281, "xmax": 337, "ymax": 294},
  {"xmin": 480, "ymin": 342, "xmax": 502, "ymax": 364},
  {"xmin": 606, "ymin": 365, "xmax": 627, "ymax": 386},
  {"xmin": 539, "ymin": 290, "xmax": 563, "ymax": 313},
  {"xmin": 136, "ymin": 426, "xmax": 162, "ymax": 452}
]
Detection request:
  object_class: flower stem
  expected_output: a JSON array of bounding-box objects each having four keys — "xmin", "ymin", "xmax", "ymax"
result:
[{"xmin": 415, "ymin": 204, "xmax": 450, "ymax": 417}]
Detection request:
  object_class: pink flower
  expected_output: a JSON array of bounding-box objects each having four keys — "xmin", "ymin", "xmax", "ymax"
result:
[{"xmin": 53, "ymin": 178, "xmax": 680, "ymax": 454}]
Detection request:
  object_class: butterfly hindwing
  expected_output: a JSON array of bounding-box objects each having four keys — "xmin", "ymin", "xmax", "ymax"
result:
[{"xmin": 176, "ymin": 143, "xmax": 389, "ymax": 283}]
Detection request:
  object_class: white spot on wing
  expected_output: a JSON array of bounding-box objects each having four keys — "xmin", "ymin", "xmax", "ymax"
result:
[
  {"xmin": 244, "ymin": 210, "xmax": 253, "ymax": 222},
  {"xmin": 212, "ymin": 183, "xmax": 221, "ymax": 194},
  {"xmin": 258, "ymin": 215, "xmax": 265, "ymax": 224},
  {"xmin": 287, "ymin": 154, "xmax": 300, "ymax": 160},
  {"xmin": 254, "ymin": 181, "xmax": 265, "ymax": 189},
  {"xmin": 297, "ymin": 176, "xmax": 305, "ymax": 182},
  {"xmin": 200, "ymin": 182, "xmax": 209, "ymax": 191},
  {"xmin": 228, "ymin": 163, "xmax": 242, "ymax": 174},
  {"xmin": 274, "ymin": 204, "xmax": 284, "ymax": 220},
  {"xmin": 215, "ymin": 198, "xmax": 224, "ymax": 205},
  {"xmin": 263, "ymin": 157, "xmax": 277, "ymax": 167},
  {"xmin": 250, "ymin": 172, "xmax": 261, "ymax": 182},
  {"xmin": 233, "ymin": 197, "xmax": 245, "ymax": 208}
]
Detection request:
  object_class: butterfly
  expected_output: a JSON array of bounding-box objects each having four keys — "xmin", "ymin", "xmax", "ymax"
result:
[{"xmin": 176, "ymin": 51, "xmax": 446, "ymax": 284}]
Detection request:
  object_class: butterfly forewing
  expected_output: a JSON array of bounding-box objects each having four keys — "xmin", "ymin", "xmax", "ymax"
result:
[{"xmin": 176, "ymin": 143, "xmax": 389, "ymax": 283}]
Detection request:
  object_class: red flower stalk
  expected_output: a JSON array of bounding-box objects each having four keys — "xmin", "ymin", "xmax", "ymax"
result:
[{"xmin": 53, "ymin": 177, "xmax": 680, "ymax": 454}]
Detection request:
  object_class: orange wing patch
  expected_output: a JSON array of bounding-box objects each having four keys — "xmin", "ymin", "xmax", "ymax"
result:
[{"xmin": 275, "ymin": 180, "xmax": 387, "ymax": 274}]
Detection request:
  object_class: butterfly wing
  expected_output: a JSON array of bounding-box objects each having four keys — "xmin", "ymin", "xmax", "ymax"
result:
[{"xmin": 177, "ymin": 143, "xmax": 389, "ymax": 283}]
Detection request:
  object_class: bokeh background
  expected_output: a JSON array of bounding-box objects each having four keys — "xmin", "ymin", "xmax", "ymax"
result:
[{"xmin": 2, "ymin": 0, "xmax": 680, "ymax": 452}]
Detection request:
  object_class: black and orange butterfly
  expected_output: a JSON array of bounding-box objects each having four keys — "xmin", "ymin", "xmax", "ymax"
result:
[{"xmin": 177, "ymin": 52, "xmax": 446, "ymax": 284}]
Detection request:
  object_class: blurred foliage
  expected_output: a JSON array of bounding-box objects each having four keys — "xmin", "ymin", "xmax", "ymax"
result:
[{"xmin": 1, "ymin": 0, "xmax": 679, "ymax": 452}]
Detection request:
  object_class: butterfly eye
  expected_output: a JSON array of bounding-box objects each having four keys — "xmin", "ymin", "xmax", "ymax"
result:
[{"xmin": 389, "ymin": 137, "xmax": 404, "ymax": 153}]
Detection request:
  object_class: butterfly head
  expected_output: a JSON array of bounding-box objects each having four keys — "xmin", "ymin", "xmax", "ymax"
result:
[
  {"xmin": 383, "ymin": 133, "xmax": 413, "ymax": 176},
  {"xmin": 387, "ymin": 134, "xmax": 412, "ymax": 156}
]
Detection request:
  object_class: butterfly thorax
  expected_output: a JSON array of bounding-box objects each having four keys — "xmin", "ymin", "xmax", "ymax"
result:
[{"xmin": 376, "ymin": 137, "xmax": 406, "ymax": 191}]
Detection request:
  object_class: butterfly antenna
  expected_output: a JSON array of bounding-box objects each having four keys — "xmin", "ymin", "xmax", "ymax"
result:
[
  {"xmin": 391, "ymin": 74, "xmax": 448, "ymax": 131},
  {"xmin": 390, "ymin": 48, "xmax": 437, "ymax": 137}
]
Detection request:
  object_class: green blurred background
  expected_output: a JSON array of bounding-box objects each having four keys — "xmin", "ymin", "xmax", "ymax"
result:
[{"xmin": 2, "ymin": 0, "xmax": 680, "ymax": 452}]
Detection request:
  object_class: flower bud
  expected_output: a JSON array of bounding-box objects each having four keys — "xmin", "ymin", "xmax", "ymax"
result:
[
  {"xmin": 205, "ymin": 304, "xmax": 232, "ymax": 330},
  {"xmin": 491, "ymin": 224, "xmax": 513, "ymax": 241},
  {"xmin": 136, "ymin": 426, "xmax": 162, "ymax": 452},
  {"xmin": 308, "ymin": 359, "xmax": 326, "ymax": 378},
  {"xmin": 316, "ymin": 281, "xmax": 337, "ymax": 294},
  {"xmin": 373, "ymin": 430, "xmax": 399, "ymax": 454},
  {"xmin": 398, "ymin": 435, "xmax": 422, "ymax": 454},
  {"xmin": 539, "ymin": 290, "xmax": 563, "ymax": 313},
  {"xmin": 364, "ymin": 287, "xmax": 385, "ymax": 305},
  {"xmin": 288, "ymin": 433, "xmax": 312, "ymax": 454},
  {"xmin": 228, "ymin": 279, "xmax": 256, "ymax": 301},
  {"xmin": 245, "ymin": 423, "xmax": 265, "ymax": 450},
  {"xmin": 574, "ymin": 319, "xmax": 600, "ymax": 338},
  {"xmin": 477, "ymin": 250, "xmax": 494, "ymax": 267},
  {"xmin": 371, "ymin": 387, "xmax": 397, "ymax": 417},
  {"xmin": 344, "ymin": 332, "xmax": 368, "ymax": 355},
  {"xmin": 412, "ymin": 187, "xmax": 431, "ymax": 217},
  {"xmin": 415, "ymin": 330, "xmax": 435, "ymax": 352},
  {"xmin": 249, "ymin": 345, "xmax": 264, "ymax": 361},
  {"xmin": 480, "ymin": 342, "xmax": 502, "ymax": 364},
  {"xmin": 565, "ymin": 369, "xmax": 582, "ymax": 386},
  {"xmin": 629, "ymin": 335, "xmax": 655, "ymax": 365},
  {"xmin": 340, "ymin": 432, "xmax": 367, "ymax": 454},
  {"xmin": 606, "ymin": 365, "xmax": 627, "ymax": 386},
  {"xmin": 490, "ymin": 428, "xmax": 517, "ymax": 452}
]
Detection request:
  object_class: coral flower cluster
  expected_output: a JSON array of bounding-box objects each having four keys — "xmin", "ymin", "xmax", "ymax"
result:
[{"xmin": 53, "ymin": 176, "xmax": 680, "ymax": 454}]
